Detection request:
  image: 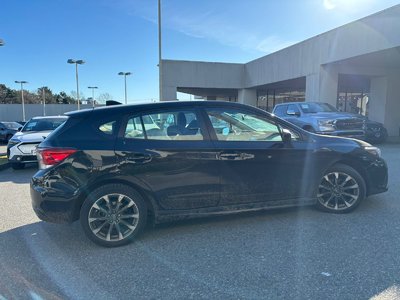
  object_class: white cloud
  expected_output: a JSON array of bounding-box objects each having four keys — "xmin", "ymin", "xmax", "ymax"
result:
[
  {"xmin": 123, "ymin": 1, "xmax": 296, "ymax": 55},
  {"xmin": 323, "ymin": 0, "xmax": 336, "ymax": 10}
]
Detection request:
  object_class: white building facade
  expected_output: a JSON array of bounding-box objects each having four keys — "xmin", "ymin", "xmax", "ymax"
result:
[{"xmin": 161, "ymin": 5, "xmax": 400, "ymax": 138}]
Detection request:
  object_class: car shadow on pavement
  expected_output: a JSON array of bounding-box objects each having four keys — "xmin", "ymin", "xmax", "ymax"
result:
[
  {"xmin": 0, "ymin": 165, "xmax": 37, "ymax": 184},
  {"xmin": 0, "ymin": 194, "xmax": 394, "ymax": 300}
]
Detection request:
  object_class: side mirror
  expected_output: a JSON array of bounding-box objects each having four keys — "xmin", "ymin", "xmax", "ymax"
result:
[
  {"xmin": 287, "ymin": 110, "xmax": 300, "ymax": 116},
  {"xmin": 282, "ymin": 131, "xmax": 292, "ymax": 144},
  {"xmin": 18, "ymin": 127, "xmax": 22, "ymax": 131}
]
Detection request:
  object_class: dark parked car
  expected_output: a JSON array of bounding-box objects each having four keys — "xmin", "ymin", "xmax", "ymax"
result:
[
  {"xmin": 31, "ymin": 101, "xmax": 388, "ymax": 247},
  {"xmin": 365, "ymin": 120, "xmax": 387, "ymax": 144},
  {"xmin": 0, "ymin": 121, "xmax": 22, "ymax": 142}
]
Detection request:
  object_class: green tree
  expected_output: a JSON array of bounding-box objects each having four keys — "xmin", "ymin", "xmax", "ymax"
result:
[{"xmin": 0, "ymin": 84, "xmax": 18, "ymax": 103}]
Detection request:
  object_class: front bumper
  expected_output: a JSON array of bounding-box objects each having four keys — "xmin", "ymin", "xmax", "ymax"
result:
[
  {"xmin": 365, "ymin": 158, "xmax": 388, "ymax": 196},
  {"xmin": 8, "ymin": 143, "xmax": 39, "ymax": 163},
  {"xmin": 316, "ymin": 130, "xmax": 365, "ymax": 139}
]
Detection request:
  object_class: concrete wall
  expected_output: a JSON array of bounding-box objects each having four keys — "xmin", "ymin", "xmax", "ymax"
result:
[
  {"xmin": 244, "ymin": 5, "xmax": 400, "ymax": 87},
  {"xmin": 0, "ymin": 104, "xmax": 94, "ymax": 121},
  {"xmin": 161, "ymin": 60, "xmax": 244, "ymax": 100}
]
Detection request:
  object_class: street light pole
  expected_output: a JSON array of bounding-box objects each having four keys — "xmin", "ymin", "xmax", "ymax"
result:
[
  {"xmin": 67, "ymin": 59, "xmax": 85, "ymax": 110},
  {"xmin": 88, "ymin": 86, "xmax": 98, "ymax": 108},
  {"xmin": 15, "ymin": 81, "xmax": 28, "ymax": 122},
  {"xmin": 158, "ymin": 0, "xmax": 163, "ymax": 101},
  {"xmin": 118, "ymin": 72, "xmax": 132, "ymax": 104}
]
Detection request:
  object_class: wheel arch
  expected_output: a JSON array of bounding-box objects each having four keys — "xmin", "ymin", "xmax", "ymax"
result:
[
  {"xmin": 74, "ymin": 178, "xmax": 158, "ymax": 223},
  {"xmin": 326, "ymin": 159, "xmax": 370, "ymax": 195}
]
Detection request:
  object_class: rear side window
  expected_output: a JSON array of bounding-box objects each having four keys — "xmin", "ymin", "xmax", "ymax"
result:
[
  {"xmin": 124, "ymin": 117, "xmax": 145, "ymax": 139},
  {"xmin": 124, "ymin": 110, "xmax": 204, "ymax": 141},
  {"xmin": 99, "ymin": 121, "xmax": 117, "ymax": 135}
]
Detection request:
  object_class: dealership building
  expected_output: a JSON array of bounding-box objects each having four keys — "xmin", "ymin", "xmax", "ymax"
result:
[{"xmin": 161, "ymin": 5, "xmax": 400, "ymax": 138}]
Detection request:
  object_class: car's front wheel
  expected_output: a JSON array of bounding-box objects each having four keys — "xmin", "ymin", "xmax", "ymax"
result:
[
  {"xmin": 80, "ymin": 184, "xmax": 147, "ymax": 247},
  {"xmin": 316, "ymin": 164, "xmax": 366, "ymax": 213}
]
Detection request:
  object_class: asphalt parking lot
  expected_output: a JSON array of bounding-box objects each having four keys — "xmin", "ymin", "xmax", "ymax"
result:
[{"xmin": 0, "ymin": 145, "xmax": 399, "ymax": 299}]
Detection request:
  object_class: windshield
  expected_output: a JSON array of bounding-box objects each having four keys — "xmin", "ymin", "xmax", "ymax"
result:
[
  {"xmin": 22, "ymin": 118, "xmax": 67, "ymax": 132},
  {"xmin": 299, "ymin": 103, "xmax": 338, "ymax": 113},
  {"xmin": 2, "ymin": 122, "xmax": 21, "ymax": 130}
]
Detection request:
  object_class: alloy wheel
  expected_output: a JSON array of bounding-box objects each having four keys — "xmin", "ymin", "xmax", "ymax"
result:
[
  {"xmin": 317, "ymin": 172, "xmax": 360, "ymax": 211},
  {"xmin": 88, "ymin": 193, "xmax": 139, "ymax": 242}
]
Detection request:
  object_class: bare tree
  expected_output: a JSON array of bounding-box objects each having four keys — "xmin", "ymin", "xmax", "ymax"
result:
[{"xmin": 97, "ymin": 93, "xmax": 113, "ymax": 103}]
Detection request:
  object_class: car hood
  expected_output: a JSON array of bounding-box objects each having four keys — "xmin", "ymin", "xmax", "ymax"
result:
[
  {"xmin": 303, "ymin": 112, "xmax": 364, "ymax": 120},
  {"xmin": 12, "ymin": 131, "xmax": 52, "ymax": 143},
  {"xmin": 311, "ymin": 131, "xmax": 371, "ymax": 148}
]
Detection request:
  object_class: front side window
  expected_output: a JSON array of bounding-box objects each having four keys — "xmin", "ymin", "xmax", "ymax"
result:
[
  {"xmin": 206, "ymin": 109, "xmax": 282, "ymax": 142},
  {"xmin": 124, "ymin": 110, "xmax": 204, "ymax": 141}
]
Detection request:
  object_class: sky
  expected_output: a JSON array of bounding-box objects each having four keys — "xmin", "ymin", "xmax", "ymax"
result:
[{"xmin": 0, "ymin": 0, "xmax": 399, "ymax": 103}]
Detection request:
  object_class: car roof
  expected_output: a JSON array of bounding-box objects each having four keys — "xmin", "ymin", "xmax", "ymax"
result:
[
  {"xmin": 66, "ymin": 101, "xmax": 269, "ymax": 117},
  {"xmin": 274, "ymin": 101, "xmax": 329, "ymax": 107},
  {"xmin": 30, "ymin": 116, "xmax": 68, "ymax": 120}
]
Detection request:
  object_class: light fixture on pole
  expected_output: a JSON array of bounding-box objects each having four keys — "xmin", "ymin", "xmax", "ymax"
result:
[
  {"xmin": 0, "ymin": 39, "xmax": 4, "ymax": 46},
  {"xmin": 15, "ymin": 81, "xmax": 28, "ymax": 122},
  {"xmin": 88, "ymin": 86, "xmax": 98, "ymax": 108},
  {"xmin": 118, "ymin": 72, "xmax": 132, "ymax": 104},
  {"xmin": 67, "ymin": 59, "xmax": 85, "ymax": 110}
]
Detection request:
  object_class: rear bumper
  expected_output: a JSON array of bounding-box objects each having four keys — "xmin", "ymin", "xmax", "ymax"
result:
[{"xmin": 30, "ymin": 179, "xmax": 80, "ymax": 223}]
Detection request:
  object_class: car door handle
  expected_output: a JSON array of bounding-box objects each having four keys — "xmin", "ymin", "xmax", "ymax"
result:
[{"xmin": 217, "ymin": 152, "xmax": 242, "ymax": 160}]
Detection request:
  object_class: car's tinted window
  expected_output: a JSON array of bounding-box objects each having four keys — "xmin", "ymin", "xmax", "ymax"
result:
[
  {"xmin": 124, "ymin": 110, "xmax": 204, "ymax": 141},
  {"xmin": 273, "ymin": 105, "xmax": 287, "ymax": 117},
  {"xmin": 206, "ymin": 108, "xmax": 282, "ymax": 142},
  {"xmin": 3, "ymin": 122, "xmax": 21, "ymax": 129}
]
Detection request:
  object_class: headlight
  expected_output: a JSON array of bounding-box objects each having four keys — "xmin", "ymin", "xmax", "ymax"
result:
[
  {"xmin": 364, "ymin": 146, "xmax": 381, "ymax": 157},
  {"xmin": 318, "ymin": 119, "xmax": 336, "ymax": 132},
  {"xmin": 7, "ymin": 138, "xmax": 20, "ymax": 148}
]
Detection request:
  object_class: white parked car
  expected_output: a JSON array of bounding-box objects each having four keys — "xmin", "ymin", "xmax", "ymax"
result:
[{"xmin": 7, "ymin": 116, "xmax": 68, "ymax": 169}]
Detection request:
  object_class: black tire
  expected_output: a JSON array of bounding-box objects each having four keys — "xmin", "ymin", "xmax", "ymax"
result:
[
  {"xmin": 11, "ymin": 163, "xmax": 25, "ymax": 170},
  {"xmin": 315, "ymin": 164, "xmax": 366, "ymax": 214},
  {"xmin": 80, "ymin": 184, "xmax": 147, "ymax": 247}
]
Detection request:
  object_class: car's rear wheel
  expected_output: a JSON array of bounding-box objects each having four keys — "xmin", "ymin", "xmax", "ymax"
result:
[
  {"xmin": 80, "ymin": 184, "xmax": 147, "ymax": 247},
  {"xmin": 316, "ymin": 164, "xmax": 366, "ymax": 213},
  {"xmin": 11, "ymin": 163, "xmax": 25, "ymax": 170}
]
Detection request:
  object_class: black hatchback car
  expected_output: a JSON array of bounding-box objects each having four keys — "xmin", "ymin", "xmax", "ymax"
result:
[{"xmin": 31, "ymin": 101, "xmax": 388, "ymax": 247}]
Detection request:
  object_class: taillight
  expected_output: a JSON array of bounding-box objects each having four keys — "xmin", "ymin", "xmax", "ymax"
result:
[{"xmin": 37, "ymin": 148, "xmax": 77, "ymax": 169}]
